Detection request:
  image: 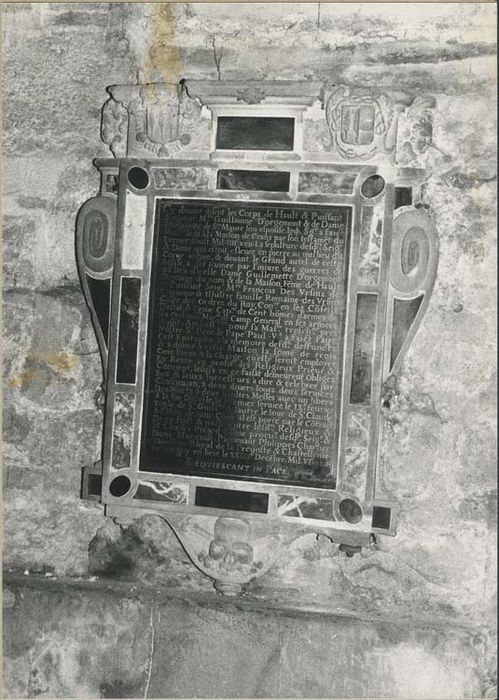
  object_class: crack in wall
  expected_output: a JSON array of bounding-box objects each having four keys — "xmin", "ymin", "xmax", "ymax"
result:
[{"xmin": 143, "ymin": 604, "xmax": 156, "ymax": 698}]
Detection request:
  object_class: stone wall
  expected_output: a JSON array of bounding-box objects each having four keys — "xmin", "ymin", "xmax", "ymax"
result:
[{"xmin": 3, "ymin": 3, "xmax": 497, "ymax": 698}]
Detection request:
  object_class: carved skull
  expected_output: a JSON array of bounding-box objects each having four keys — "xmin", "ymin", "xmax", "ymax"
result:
[{"xmin": 208, "ymin": 517, "xmax": 253, "ymax": 572}]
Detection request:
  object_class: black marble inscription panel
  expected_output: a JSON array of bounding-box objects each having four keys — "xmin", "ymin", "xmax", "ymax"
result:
[
  {"xmin": 140, "ymin": 200, "xmax": 351, "ymax": 487},
  {"xmin": 116, "ymin": 277, "xmax": 141, "ymax": 384},
  {"xmin": 216, "ymin": 117, "xmax": 294, "ymax": 151}
]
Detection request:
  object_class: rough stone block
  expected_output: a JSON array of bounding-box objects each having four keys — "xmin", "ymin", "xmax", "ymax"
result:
[
  {"xmin": 3, "ymin": 490, "xmax": 104, "ymax": 577},
  {"xmin": 3, "ymin": 4, "xmax": 137, "ymax": 157},
  {"xmin": 4, "ymin": 288, "xmax": 102, "ymax": 411},
  {"xmin": 3, "ymin": 578, "xmax": 492, "ymax": 699},
  {"xmin": 3, "ymin": 581, "xmax": 151, "ymax": 698},
  {"xmin": 2, "ymin": 215, "xmax": 37, "ymax": 289}
]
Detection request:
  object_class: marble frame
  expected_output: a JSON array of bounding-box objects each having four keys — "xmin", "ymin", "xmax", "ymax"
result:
[{"xmin": 77, "ymin": 80, "xmax": 438, "ymax": 594}]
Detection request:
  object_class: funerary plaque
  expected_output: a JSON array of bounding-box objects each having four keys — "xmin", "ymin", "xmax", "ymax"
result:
[{"xmin": 140, "ymin": 200, "xmax": 351, "ymax": 488}]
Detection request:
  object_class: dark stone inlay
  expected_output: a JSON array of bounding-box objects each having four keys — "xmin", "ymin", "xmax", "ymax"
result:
[
  {"xmin": 217, "ymin": 170, "xmax": 290, "ymax": 192},
  {"xmin": 372, "ymin": 505, "xmax": 391, "ymax": 529},
  {"xmin": 361, "ymin": 175, "xmax": 385, "ymax": 199},
  {"xmin": 339, "ymin": 497, "xmax": 363, "ymax": 523},
  {"xmin": 350, "ymin": 294, "xmax": 377, "ymax": 405},
  {"xmin": 87, "ymin": 473, "xmax": 102, "ymax": 496},
  {"xmin": 394, "ymin": 186, "xmax": 412, "ymax": 209},
  {"xmin": 134, "ymin": 481, "xmax": 188, "ymax": 504},
  {"xmin": 216, "ymin": 116, "xmax": 295, "ymax": 151},
  {"xmin": 298, "ymin": 172, "xmax": 357, "ymax": 195},
  {"xmin": 195, "ymin": 487, "xmax": 269, "ymax": 514},
  {"xmin": 85, "ymin": 275, "xmax": 111, "ymax": 348},
  {"xmin": 278, "ymin": 495, "xmax": 335, "ymax": 520},
  {"xmin": 106, "ymin": 174, "xmax": 119, "ymax": 194},
  {"xmin": 140, "ymin": 200, "xmax": 351, "ymax": 487},
  {"xmin": 358, "ymin": 204, "xmax": 383, "ymax": 286},
  {"xmin": 390, "ymin": 296, "xmax": 423, "ymax": 370},
  {"xmin": 116, "ymin": 277, "xmax": 141, "ymax": 384},
  {"xmin": 112, "ymin": 393, "xmax": 134, "ymax": 469},
  {"xmin": 109, "ymin": 474, "xmax": 132, "ymax": 497},
  {"xmin": 128, "ymin": 167, "xmax": 149, "ymax": 190},
  {"xmin": 153, "ymin": 167, "xmax": 209, "ymax": 190}
]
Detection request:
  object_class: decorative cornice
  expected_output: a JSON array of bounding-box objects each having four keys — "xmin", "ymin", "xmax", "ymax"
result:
[
  {"xmin": 182, "ymin": 79, "xmax": 323, "ymax": 107},
  {"xmin": 101, "ymin": 80, "xmax": 436, "ymax": 165}
]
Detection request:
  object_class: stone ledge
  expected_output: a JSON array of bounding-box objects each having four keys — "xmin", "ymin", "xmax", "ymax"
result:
[
  {"xmin": 4, "ymin": 571, "xmax": 493, "ymax": 699},
  {"xmin": 2, "ymin": 570, "xmax": 490, "ymax": 634}
]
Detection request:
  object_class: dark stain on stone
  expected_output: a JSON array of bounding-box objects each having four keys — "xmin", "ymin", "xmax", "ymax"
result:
[
  {"xmin": 37, "ymin": 283, "xmax": 84, "ymax": 301},
  {"xmin": 452, "ymin": 207, "xmax": 486, "ymax": 259},
  {"xmin": 88, "ymin": 538, "xmax": 136, "ymax": 580},
  {"xmin": 53, "ymin": 11, "xmax": 108, "ymax": 27},
  {"xmin": 88, "ymin": 525, "xmax": 171, "ymax": 581},
  {"xmin": 366, "ymin": 41, "xmax": 496, "ymax": 65},
  {"xmin": 381, "ymin": 375, "xmax": 443, "ymax": 424},
  {"xmin": 100, "ymin": 679, "xmax": 144, "ymax": 698},
  {"xmin": 77, "ymin": 648, "xmax": 91, "ymax": 672},
  {"xmin": 3, "ymin": 588, "xmax": 17, "ymax": 609},
  {"xmin": 3, "ymin": 216, "xmax": 36, "ymax": 238},
  {"xmin": 339, "ymin": 544, "xmax": 362, "ymax": 557},
  {"xmin": 375, "ymin": 619, "xmax": 411, "ymax": 647},
  {"xmin": 4, "ymin": 406, "xmax": 32, "ymax": 443},
  {"xmin": 28, "ymin": 666, "xmax": 47, "ymax": 697},
  {"xmin": 444, "ymin": 169, "xmax": 497, "ymax": 191},
  {"xmin": 29, "ymin": 564, "xmax": 56, "ymax": 576},
  {"xmin": 16, "ymin": 196, "xmax": 49, "ymax": 210},
  {"xmin": 15, "ymin": 358, "xmax": 52, "ymax": 394},
  {"xmin": 415, "ymin": 201, "xmax": 431, "ymax": 211},
  {"xmin": 458, "ymin": 490, "xmax": 497, "ymax": 528},
  {"xmin": 436, "ymin": 600, "xmax": 459, "ymax": 618},
  {"xmin": 3, "ymin": 610, "xmax": 36, "ymax": 661},
  {"xmin": 381, "ymin": 375, "xmax": 398, "ymax": 410}
]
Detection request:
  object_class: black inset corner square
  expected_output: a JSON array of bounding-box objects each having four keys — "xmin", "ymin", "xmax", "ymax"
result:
[{"xmin": 372, "ymin": 506, "xmax": 391, "ymax": 530}]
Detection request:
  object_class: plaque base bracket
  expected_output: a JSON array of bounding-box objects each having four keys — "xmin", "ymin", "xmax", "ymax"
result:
[{"xmin": 106, "ymin": 505, "xmax": 372, "ymax": 596}]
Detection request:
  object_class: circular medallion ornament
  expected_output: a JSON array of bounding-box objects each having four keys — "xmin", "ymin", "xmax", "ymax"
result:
[
  {"xmin": 109, "ymin": 474, "xmax": 132, "ymax": 498},
  {"xmin": 338, "ymin": 497, "xmax": 363, "ymax": 524},
  {"xmin": 77, "ymin": 197, "xmax": 116, "ymax": 274},
  {"xmin": 361, "ymin": 174, "xmax": 385, "ymax": 199},
  {"xmin": 127, "ymin": 166, "xmax": 149, "ymax": 190}
]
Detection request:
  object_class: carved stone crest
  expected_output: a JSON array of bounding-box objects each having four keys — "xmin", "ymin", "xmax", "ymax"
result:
[
  {"xmin": 101, "ymin": 98, "xmax": 128, "ymax": 158},
  {"xmin": 325, "ymin": 86, "xmax": 404, "ymax": 161},
  {"xmin": 396, "ymin": 96, "xmax": 436, "ymax": 165},
  {"xmin": 102, "ymin": 83, "xmax": 202, "ymax": 158}
]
